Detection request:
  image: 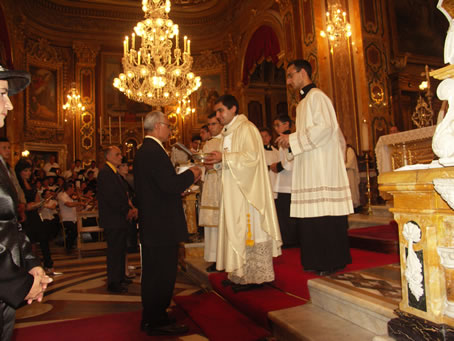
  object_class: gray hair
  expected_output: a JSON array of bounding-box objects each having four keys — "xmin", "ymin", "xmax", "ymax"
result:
[
  {"xmin": 104, "ymin": 145, "xmax": 118, "ymax": 159},
  {"xmin": 144, "ymin": 110, "xmax": 165, "ymax": 133}
]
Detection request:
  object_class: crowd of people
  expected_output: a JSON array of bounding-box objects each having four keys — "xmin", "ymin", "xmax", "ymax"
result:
[{"xmin": 0, "ymin": 59, "xmax": 362, "ymax": 339}]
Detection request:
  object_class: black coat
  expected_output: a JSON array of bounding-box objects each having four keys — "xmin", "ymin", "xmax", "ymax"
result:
[
  {"xmin": 134, "ymin": 138, "xmax": 194, "ymax": 247},
  {"xmin": 97, "ymin": 164, "xmax": 130, "ymax": 230},
  {"xmin": 0, "ymin": 160, "xmax": 40, "ymax": 308}
]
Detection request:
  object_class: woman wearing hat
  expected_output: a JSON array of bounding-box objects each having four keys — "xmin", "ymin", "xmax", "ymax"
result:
[{"xmin": 0, "ymin": 65, "xmax": 52, "ymax": 341}]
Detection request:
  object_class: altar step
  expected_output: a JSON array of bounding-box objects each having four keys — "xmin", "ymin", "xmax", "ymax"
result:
[
  {"xmin": 183, "ymin": 255, "xmax": 401, "ymax": 340},
  {"xmin": 269, "ymin": 263, "xmax": 401, "ymax": 340},
  {"xmin": 348, "ymin": 213, "xmax": 392, "ymax": 230}
]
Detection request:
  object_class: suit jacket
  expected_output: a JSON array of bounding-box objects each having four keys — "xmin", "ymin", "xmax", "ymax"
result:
[
  {"xmin": 134, "ymin": 138, "xmax": 194, "ymax": 247},
  {"xmin": 97, "ymin": 163, "xmax": 131, "ymax": 230},
  {"xmin": 0, "ymin": 159, "xmax": 40, "ymax": 309}
]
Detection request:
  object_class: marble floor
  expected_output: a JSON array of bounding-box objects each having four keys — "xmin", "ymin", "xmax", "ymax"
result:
[{"xmin": 14, "ymin": 246, "xmax": 209, "ymax": 341}]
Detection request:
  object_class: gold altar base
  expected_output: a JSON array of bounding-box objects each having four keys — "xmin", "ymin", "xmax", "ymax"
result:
[{"xmin": 379, "ymin": 167, "xmax": 454, "ymax": 327}]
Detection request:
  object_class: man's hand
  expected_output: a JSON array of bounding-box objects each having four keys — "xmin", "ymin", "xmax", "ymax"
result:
[
  {"xmin": 189, "ymin": 166, "xmax": 202, "ymax": 183},
  {"xmin": 275, "ymin": 134, "xmax": 290, "ymax": 149},
  {"xmin": 204, "ymin": 151, "xmax": 222, "ymax": 165},
  {"xmin": 270, "ymin": 163, "xmax": 278, "ymax": 173},
  {"xmin": 26, "ymin": 267, "xmax": 53, "ymax": 304}
]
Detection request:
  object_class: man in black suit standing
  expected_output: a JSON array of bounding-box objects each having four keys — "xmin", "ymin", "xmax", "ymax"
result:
[
  {"xmin": 98, "ymin": 145, "xmax": 137, "ymax": 293},
  {"xmin": 0, "ymin": 65, "xmax": 52, "ymax": 341},
  {"xmin": 134, "ymin": 110, "xmax": 201, "ymax": 336}
]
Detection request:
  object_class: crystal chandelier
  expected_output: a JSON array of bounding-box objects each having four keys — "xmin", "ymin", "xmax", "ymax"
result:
[
  {"xmin": 176, "ymin": 97, "xmax": 195, "ymax": 118},
  {"xmin": 320, "ymin": 3, "xmax": 352, "ymax": 44},
  {"xmin": 113, "ymin": 0, "xmax": 201, "ymax": 107},
  {"xmin": 62, "ymin": 82, "xmax": 85, "ymax": 122}
]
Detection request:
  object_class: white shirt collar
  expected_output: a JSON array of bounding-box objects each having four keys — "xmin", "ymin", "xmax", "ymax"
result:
[{"xmin": 145, "ymin": 135, "xmax": 166, "ymax": 151}]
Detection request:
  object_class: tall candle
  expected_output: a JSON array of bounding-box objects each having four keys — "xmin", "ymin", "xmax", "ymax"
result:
[
  {"xmin": 188, "ymin": 40, "xmax": 191, "ymax": 55},
  {"xmin": 138, "ymin": 51, "xmax": 141, "ymax": 64},
  {"xmin": 132, "ymin": 33, "xmax": 135, "ymax": 50},
  {"xmin": 361, "ymin": 120, "xmax": 369, "ymax": 151},
  {"xmin": 125, "ymin": 36, "xmax": 129, "ymax": 51},
  {"xmin": 184, "ymin": 36, "xmax": 187, "ymax": 53},
  {"xmin": 119, "ymin": 116, "xmax": 122, "ymax": 143},
  {"xmin": 109, "ymin": 116, "xmax": 112, "ymax": 144}
]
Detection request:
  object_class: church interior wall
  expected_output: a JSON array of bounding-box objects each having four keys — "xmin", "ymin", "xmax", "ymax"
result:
[{"xmin": 0, "ymin": 0, "xmax": 447, "ymax": 168}]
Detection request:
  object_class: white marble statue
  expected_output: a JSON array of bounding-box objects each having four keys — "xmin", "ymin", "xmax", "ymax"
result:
[
  {"xmin": 438, "ymin": 0, "xmax": 454, "ymax": 64},
  {"xmin": 432, "ymin": 79, "xmax": 454, "ymax": 166}
]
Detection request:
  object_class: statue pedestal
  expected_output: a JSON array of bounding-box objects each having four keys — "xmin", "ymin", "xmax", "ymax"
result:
[{"xmin": 379, "ymin": 167, "xmax": 454, "ymax": 339}]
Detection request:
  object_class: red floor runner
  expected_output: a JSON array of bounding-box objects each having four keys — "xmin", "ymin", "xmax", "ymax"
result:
[
  {"xmin": 348, "ymin": 221, "xmax": 398, "ymax": 240},
  {"xmin": 174, "ymin": 292, "xmax": 271, "ymax": 341},
  {"xmin": 209, "ymin": 274, "xmax": 306, "ymax": 328},
  {"xmin": 13, "ymin": 307, "xmax": 201, "ymax": 341},
  {"xmin": 210, "ymin": 248, "xmax": 399, "ymax": 327}
]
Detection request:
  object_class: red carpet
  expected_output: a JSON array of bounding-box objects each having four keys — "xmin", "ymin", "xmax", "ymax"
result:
[
  {"xmin": 209, "ymin": 248, "xmax": 399, "ymax": 327},
  {"xmin": 174, "ymin": 292, "xmax": 271, "ymax": 341},
  {"xmin": 348, "ymin": 221, "xmax": 398, "ymax": 240},
  {"xmin": 209, "ymin": 274, "xmax": 306, "ymax": 328},
  {"xmin": 13, "ymin": 307, "xmax": 201, "ymax": 341}
]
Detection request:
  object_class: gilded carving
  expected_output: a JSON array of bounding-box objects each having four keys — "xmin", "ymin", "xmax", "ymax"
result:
[
  {"xmin": 192, "ymin": 50, "xmax": 223, "ymax": 70},
  {"xmin": 275, "ymin": 0, "xmax": 292, "ymax": 14},
  {"xmin": 26, "ymin": 38, "xmax": 61, "ymax": 64},
  {"xmin": 73, "ymin": 42, "xmax": 100, "ymax": 65}
]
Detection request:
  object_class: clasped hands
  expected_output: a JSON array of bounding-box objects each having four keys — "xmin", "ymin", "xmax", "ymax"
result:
[
  {"xmin": 25, "ymin": 266, "xmax": 53, "ymax": 304},
  {"xmin": 275, "ymin": 134, "xmax": 290, "ymax": 149},
  {"xmin": 203, "ymin": 151, "xmax": 222, "ymax": 165}
]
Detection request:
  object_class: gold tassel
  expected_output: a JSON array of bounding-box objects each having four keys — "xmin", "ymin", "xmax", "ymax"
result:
[{"xmin": 246, "ymin": 213, "xmax": 254, "ymax": 246}]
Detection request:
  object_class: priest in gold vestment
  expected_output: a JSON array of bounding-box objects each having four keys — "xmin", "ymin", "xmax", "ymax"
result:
[
  {"xmin": 199, "ymin": 112, "xmax": 223, "ymax": 271},
  {"xmin": 206, "ymin": 95, "xmax": 282, "ymax": 287}
]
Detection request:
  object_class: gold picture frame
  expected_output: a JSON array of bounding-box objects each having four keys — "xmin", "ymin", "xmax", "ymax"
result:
[{"xmin": 26, "ymin": 56, "xmax": 63, "ymax": 128}]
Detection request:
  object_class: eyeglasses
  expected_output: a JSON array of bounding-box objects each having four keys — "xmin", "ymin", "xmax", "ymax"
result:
[
  {"xmin": 159, "ymin": 122, "xmax": 172, "ymax": 129},
  {"xmin": 208, "ymin": 122, "xmax": 219, "ymax": 126},
  {"xmin": 286, "ymin": 70, "xmax": 299, "ymax": 79}
]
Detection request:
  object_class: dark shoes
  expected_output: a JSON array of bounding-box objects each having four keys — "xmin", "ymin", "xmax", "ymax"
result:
[
  {"xmin": 206, "ymin": 263, "xmax": 221, "ymax": 273},
  {"xmin": 107, "ymin": 283, "xmax": 128, "ymax": 294},
  {"xmin": 315, "ymin": 267, "xmax": 345, "ymax": 277},
  {"xmin": 141, "ymin": 321, "xmax": 188, "ymax": 336}
]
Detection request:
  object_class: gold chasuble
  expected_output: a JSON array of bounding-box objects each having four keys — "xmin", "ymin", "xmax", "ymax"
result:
[{"xmin": 216, "ymin": 114, "xmax": 282, "ymax": 284}]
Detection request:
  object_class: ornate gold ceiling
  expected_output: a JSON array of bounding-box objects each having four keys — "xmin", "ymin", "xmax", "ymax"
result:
[{"xmin": 15, "ymin": 0, "xmax": 241, "ymax": 51}]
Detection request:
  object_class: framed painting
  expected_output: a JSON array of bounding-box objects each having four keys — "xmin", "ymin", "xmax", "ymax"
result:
[
  {"xmin": 100, "ymin": 52, "xmax": 152, "ymax": 121},
  {"xmin": 192, "ymin": 67, "xmax": 225, "ymax": 129},
  {"xmin": 389, "ymin": 0, "xmax": 448, "ymax": 59},
  {"xmin": 26, "ymin": 57, "xmax": 63, "ymax": 128}
]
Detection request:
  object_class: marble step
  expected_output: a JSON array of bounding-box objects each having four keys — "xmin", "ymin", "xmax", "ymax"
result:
[
  {"xmin": 269, "ymin": 303, "xmax": 379, "ymax": 341},
  {"xmin": 348, "ymin": 213, "xmax": 393, "ymax": 229},
  {"xmin": 307, "ymin": 267, "xmax": 400, "ymax": 336},
  {"xmin": 183, "ymin": 256, "xmax": 213, "ymax": 290},
  {"xmin": 371, "ymin": 205, "xmax": 394, "ymax": 218}
]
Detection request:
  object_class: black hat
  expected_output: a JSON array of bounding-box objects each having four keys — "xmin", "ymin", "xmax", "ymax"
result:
[{"xmin": 0, "ymin": 65, "xmax": 31, "ymax": 95}]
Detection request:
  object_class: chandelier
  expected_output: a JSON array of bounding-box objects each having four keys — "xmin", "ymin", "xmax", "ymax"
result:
[
  {"xmin": 320, "ymin": 3, "xmax": 352, "ymax": 44},
  {"xmin": 62, "ymin": 82, "xmax": 85, "ymax": 122},
  {"xmin": 176, "ymin": 97, "xmax": 195, "ymax": 118},
  {"xmin": 113, "ymin": 0, "xmax": 201, "ymax": 107}
]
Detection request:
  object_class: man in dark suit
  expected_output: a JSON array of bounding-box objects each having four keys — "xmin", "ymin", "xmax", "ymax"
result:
[
  {"xmin": 134, "ymin": 110, "xmax": 201, "ymax": 336},
  {"xmin": 98, "ymin": 145, "xmax": 137, "ymax": 294},
  {"xmin": 0, "ymin": 65, "xmax": 52, "ymax": 341}
]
